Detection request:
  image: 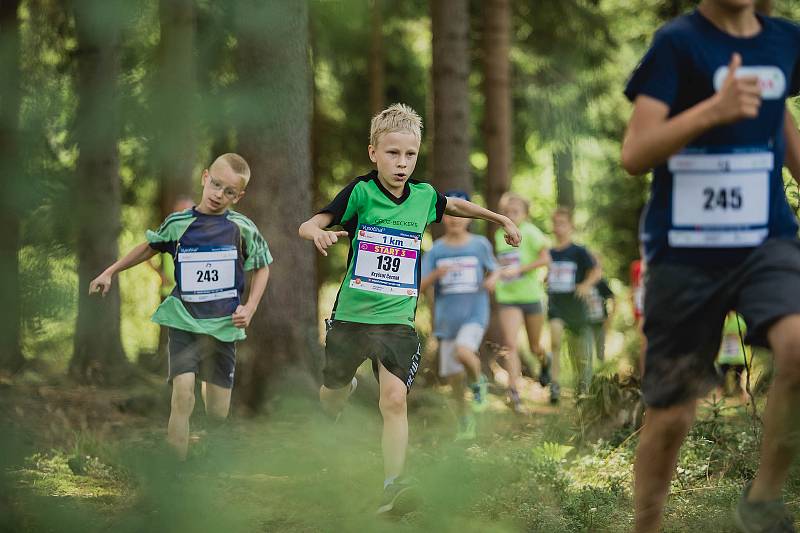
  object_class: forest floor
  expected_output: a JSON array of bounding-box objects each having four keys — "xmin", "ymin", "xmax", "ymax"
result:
[{"xmin": 1, "ymin": 362, "xmax": 798, "ymax": 533}]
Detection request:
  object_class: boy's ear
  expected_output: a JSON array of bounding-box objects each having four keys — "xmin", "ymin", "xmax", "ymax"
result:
[
  {"xmin": 232, "ymin": 190, "xmax": 245, "ymax": 204},
  {"xmin": 368, "ymin": 145, "xmax": 377, "ymax": 163},
  {"xmin": 201, "ymin": 169, "xmax": 209, "ymax": 184}
]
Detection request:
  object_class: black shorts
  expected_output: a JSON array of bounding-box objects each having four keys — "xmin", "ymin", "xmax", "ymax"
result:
[
  {"xmin": 498, "ymin": 301, "xmax": 543, "ymax": 315},
  {"xmin": 323, "ymin": 321, "xmax": 421, "ymax": 392},
  {"xmin": 642, "ymin": 238, "xmax": 800, "ymax": 408},
  {"xmin": 167, "ymin": 328, "xmax": 237, "ymax": 389}
]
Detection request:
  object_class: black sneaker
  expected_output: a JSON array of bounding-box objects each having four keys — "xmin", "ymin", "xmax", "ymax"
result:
[
  {"xmin": 550, "ymin": 382, "xmax": 560, "ymax": 405},
  {"xmin": 735, "ymin": 483, "xmax": 796, "ymax": 533},
  {"xmin": 376, "ymin": 476, "xmax": 417, "ymax": 515},
  {"xmin": 538, "ymin": 353, "xmax": 553, "ymax": 387}
]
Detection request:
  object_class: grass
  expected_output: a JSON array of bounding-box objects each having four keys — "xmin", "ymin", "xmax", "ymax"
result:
[{"xmin": 2, "ymin": 365, "xmax": 799, "ymax": 532}]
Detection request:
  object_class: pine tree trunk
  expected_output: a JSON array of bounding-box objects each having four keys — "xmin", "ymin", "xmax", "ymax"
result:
[
  {"xmin": 70, "ymin": 0, "xmax": 129, "ymax": 384},
  {"xmin": 554, "ymin": 147, "xmax": 575, "ymax": 211},
  {"xmin": 155, "ymin": 0, "xmax": 197, "ymax": 219},
  {"xmin": 368, "ymin": 0, "xmax": 385, "ymax": 116},
  {"xmin": 431, "ymin": 0, "xmax": 471, "ymax": 196},
  {"xmin": 0, "ymin": 0, "xmax": 24, "ymax": 374},
  {"xmin": 482, "ymin": 0, "xmax": 511, "ymax": 220},
  {"xmin": 233, "ymin": 0, "xmax": 319, "ymax": 410}
]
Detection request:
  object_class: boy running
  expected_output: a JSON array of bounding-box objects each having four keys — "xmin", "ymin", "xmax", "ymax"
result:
[
  {"xmin": 421, "ymin": 190, "xmax": 500, "ymax": 440},
  {"xmin": 547, "ymin": 207, "xmax": 601, "ymax": 404},
  {"xmin": 298, "ymin": 104, "xmax": 520, "ymax": 514},
  {"xmin": 622, "ymin": 1, "xmax": 800, "ymax": 530},
  {"xmin": 89, "ymin": 154, "xmax": 271, "ymax": 460}
]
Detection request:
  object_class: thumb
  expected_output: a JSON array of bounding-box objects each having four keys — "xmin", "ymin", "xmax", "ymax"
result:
[{"xmin": 726, "ymin": 52, "xmax": 741, "ymax": 80}]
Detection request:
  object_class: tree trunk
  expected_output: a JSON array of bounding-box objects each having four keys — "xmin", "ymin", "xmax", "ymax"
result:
[
  {"xmin": 233, "ymin": 0, "xmax": 318, "ymax": 410},
  {"xmin": 70, "ymin": 0, "xmax": 129, "ymax": 384},
  {"xmin": 554, "ymin": 147, "xmax": 575, "ymax": 211},
  {"xmin": 482, "ymin": 0, "xmax": 511, "ymax": 220},
  {"xmin": 155, "ymin": 0, "xmax": 197, "ymax": 220},
  {"xmin": 368, "ymin": 0, "xmax": 385, "ymax": 116},
  {"xmin": 431, "ymin": 0, "xmax": 471, "ymax": 197},
  {"xmin": 0, "ymin": 0, "xmax": 24, "ymax": 374}
]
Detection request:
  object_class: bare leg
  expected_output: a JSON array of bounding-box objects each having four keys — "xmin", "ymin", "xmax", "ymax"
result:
[
  {"xmin": 749, "ymin": 315, "xmax": 800, "ymax": 501},
  {"xmin": 378, "ymin": 363, "xmax": 409, "ymax": 480},
  {"xmin": 455, "ymin": 344, "xmax": 481, "ymax": 383},
  {"xmin": 203, "ymin": 381, "xmax": 232, "ymax": 421},
  {"xmin": 633, "ymin": 401, "xmax": 697, "ymax": 533},
  {"xmin": 497, "ymin": 306, "xmax": 524, "ymax": 392},
  {"xmin": 167, "ymin": 372, "xmax": 196, "ymax": 460},
  {"xmin": 523, "ymin": 312, "xmax": 546, "ymax": 361},
  {"xmin": 549, "ymin": 319, "xmax": 565, "ymax": 384}
]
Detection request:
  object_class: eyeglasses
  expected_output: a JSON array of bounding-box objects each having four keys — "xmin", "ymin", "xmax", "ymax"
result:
[{"xmin": 207, "ymin": 175, "xmax": 241, "ymax": 200}]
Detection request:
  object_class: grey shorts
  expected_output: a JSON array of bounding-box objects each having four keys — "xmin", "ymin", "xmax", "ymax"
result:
[
  {"xmin": 642, "ymin": 238, "xmax": 800, "ymax": 408},
  {"xmin": 438, "ymin": 323, "xmax": 486, "ymax": 377}
]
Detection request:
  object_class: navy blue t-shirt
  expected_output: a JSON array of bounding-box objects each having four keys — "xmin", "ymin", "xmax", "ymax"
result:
[{"xmin": 625, "ymin": 10, "xmax": 800, "ymax": 265}]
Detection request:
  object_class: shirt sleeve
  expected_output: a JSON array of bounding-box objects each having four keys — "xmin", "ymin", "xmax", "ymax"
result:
[
  {"xmin": 146, "ymin": 217, "xmax": 179, "ymax": 254},
  {"xmin": 240, "ymin": 223, "xmax": 273, "ymax": 271},
  {"xmin": 479, "ymin": 237, "xmax": 499, "ymax": 272},
  {"xmin": 428, "ymin": 187, "xmax": 448, "ymax": 224},
  {"xmin": 319, "ymin": 179, "xmax": 361, "ymax": 227},
  {"xmin": 624, "ymin": 29, "xmax": 680, "ymax": 108}
]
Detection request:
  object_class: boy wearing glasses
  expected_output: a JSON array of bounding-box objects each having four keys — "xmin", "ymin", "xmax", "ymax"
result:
[{"xmin": 89, "ymin": 153, "xmax": 272, "ymax": 460}]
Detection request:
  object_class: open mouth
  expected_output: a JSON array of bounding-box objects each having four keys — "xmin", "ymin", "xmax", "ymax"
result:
[{"xmin": 393, "ymin": 173, "xmax": 407, "ymax": 180}]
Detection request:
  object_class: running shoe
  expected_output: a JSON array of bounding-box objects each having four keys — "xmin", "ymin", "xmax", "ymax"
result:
[
  {"xmin": 376, "ymin": 476, "xmax": 417, "ymax": 515},
  {"xmin": 471, "ymin": 374, "xmax": 489, "ymax": 413},
  {"xmin": 550, "ymin": 382, "xmax": 560, "ymax": 405},
  {"xmin": 539, "ymin": 353, "xmax": 553, "ymax": 387},
  {"xmin": 735, "ymin": 482, "xmax": 796, "ymax": 532}
]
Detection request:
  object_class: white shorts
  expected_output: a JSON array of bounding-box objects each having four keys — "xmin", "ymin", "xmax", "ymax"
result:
[{"xmin": 438, "ymin": 323, "xmax": 486, "ymax": 378}]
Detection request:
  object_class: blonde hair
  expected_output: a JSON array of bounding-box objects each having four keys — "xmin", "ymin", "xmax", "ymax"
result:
[
  {"xmin": 213, "ymin": 153, "xmax": 251, "ymax": 188},
  {"xmin": 498, "ymin": 192, "xmax": 530, "ymax": 215},
  {"xmin": 369, "ymin": 103, "xmax": 423, "ymax": 147}
]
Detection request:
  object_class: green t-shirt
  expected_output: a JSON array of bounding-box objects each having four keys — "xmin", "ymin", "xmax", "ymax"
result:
[
  {"xmin": 146, "ymin": 208, "xmax": 272, "ymax": 342},
  {"xmin": 494, "ymin": 221, "xmax": 549, "ymax": 304},
  {"xmin": 718, "ymin": 313, "xmax": 748, "ymax": 366},
  {"xmin": 321, "ymin": 171, "xmax": 447, "ymax": 326}
]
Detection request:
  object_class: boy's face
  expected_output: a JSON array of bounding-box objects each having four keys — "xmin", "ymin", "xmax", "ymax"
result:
[
  {"xmin": 199, "ymin": 161, "xmax": 245, "ymax": 214},
  {"xmin": 368, "ymin": 131, "xmax": 420, "ymax": 195},
  {"xmin": 502, "ymin": 199, "xmax": 528, "ymax": 225},
  {"xmin": 442, "ymin": 214, "xmax": 470, "ymax": 234},
  {"xmin": 552, "ymin": 213, "xmax": 573, "ymax": 240}
]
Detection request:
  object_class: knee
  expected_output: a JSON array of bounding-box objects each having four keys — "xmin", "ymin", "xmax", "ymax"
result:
[
  {"xmin": 773, "ymin": 334, "xmax": 800, "ymax": 387},
  {"xmin": 172, "ymin": 387, "xmax": 195, "ymax": 414},
  {"xmin": 206, "ymin": 403, "xmax": 229, "ymax": 421},
  {"xmin": 379, "ymin": 389, "xmax": 407, "ymax": 417},
  {"xmin": 645, "ymin": 404, "xmax": 695, "ymax": 443}
]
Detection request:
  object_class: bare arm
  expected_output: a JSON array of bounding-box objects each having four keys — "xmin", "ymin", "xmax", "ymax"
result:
[
  {"xmin": 621, "ymin": 53, "xmax": 761, "ymax": 175},
  {"xmin": 299, "ymin": 212, "xmax": 348, "ymax": 256},
  {"xmin": 445, "ymin": 197, "xmax": 521, "ymax": 246},
  {"xmin": 575, "ymin": 266, "xmax": 602, "ymax": 300},
  {"xmin": 784, "ymin": 107, "xmax": 800, "ymax": 184},
  {"xmin": 232, "ymin": 265, "xmax": 270, "ymax": 329},
  {"xmin": 88, "ymin": 242, "xmax": 158, "ymax": 296},
  {"xmin": 419, "ymin": 266, "xmax": 450, "ymax": 293}
]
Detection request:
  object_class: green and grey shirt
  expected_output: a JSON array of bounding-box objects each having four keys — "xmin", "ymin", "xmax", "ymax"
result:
[
  {"xmin": 321, "ymin": 171, "xmax": 447, "ymax": 326},
  {"xmin": 146, "ymin": 207, "xmax": 272, "ymax": 342}
]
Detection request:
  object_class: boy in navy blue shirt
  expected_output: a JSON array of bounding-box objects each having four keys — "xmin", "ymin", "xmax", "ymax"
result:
[{"xmin": 622, "ymin": 1, "xmax": 800, "ymax": 531}]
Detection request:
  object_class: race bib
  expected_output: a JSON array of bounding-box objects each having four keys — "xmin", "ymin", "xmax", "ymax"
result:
[
  {"xmin": 350, "ymin": 225, "xmax": 421, "ymax": 296},
  {"xmin": 668, "ymin": 150, "xmax": 772, "ymax": 247},
  {"xmin": 177, "ymin": 245, "xmax": 237, "ymax": 302},
  {"xmin": 437, "ymin": 256, "xmax": 480, "ymax": 295},
  {"xmin": 548, "ymin": 261, "xmax": 577, "ymax": 293},
  {"xmin": 498, "ymin": 250, "xmax": 521, "ymax": 281}
]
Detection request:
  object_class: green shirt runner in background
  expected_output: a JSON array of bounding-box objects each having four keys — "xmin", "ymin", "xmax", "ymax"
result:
[{"xmin": 494, "ymin": 221, "xmax": 549, "ymax": 304}]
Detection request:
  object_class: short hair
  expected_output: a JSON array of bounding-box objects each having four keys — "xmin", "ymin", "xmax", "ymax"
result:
[
  {"xmin": 552, "ymin": 206, "xmax": 574, "ymax": 223},
  {"xmin": 369, "ymin": 103, "xmax": 423, "ymax": 147},
  {"xmin": 213, "ymin": 153, "xmax": 251, "ymax": 188},
  {"xmin": 498, "ymin": 192, "xmax": 530, "ymax": 215}
]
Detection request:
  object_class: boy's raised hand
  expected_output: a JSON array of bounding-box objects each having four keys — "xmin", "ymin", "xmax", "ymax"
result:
[
  {"xmin": 502, "ymin": 219, "xmax": 522, "ymax": 247},
  {"xmin": 712, "ymin": 53, "xmax": 761, "ymax": 125},
  {"xmin": 313, "ymin": 228, "xmax": 349, "ymax": 257},
  {"xmin": 88, "ymin": 272, "xmax": 113, "ymax": 297}
]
